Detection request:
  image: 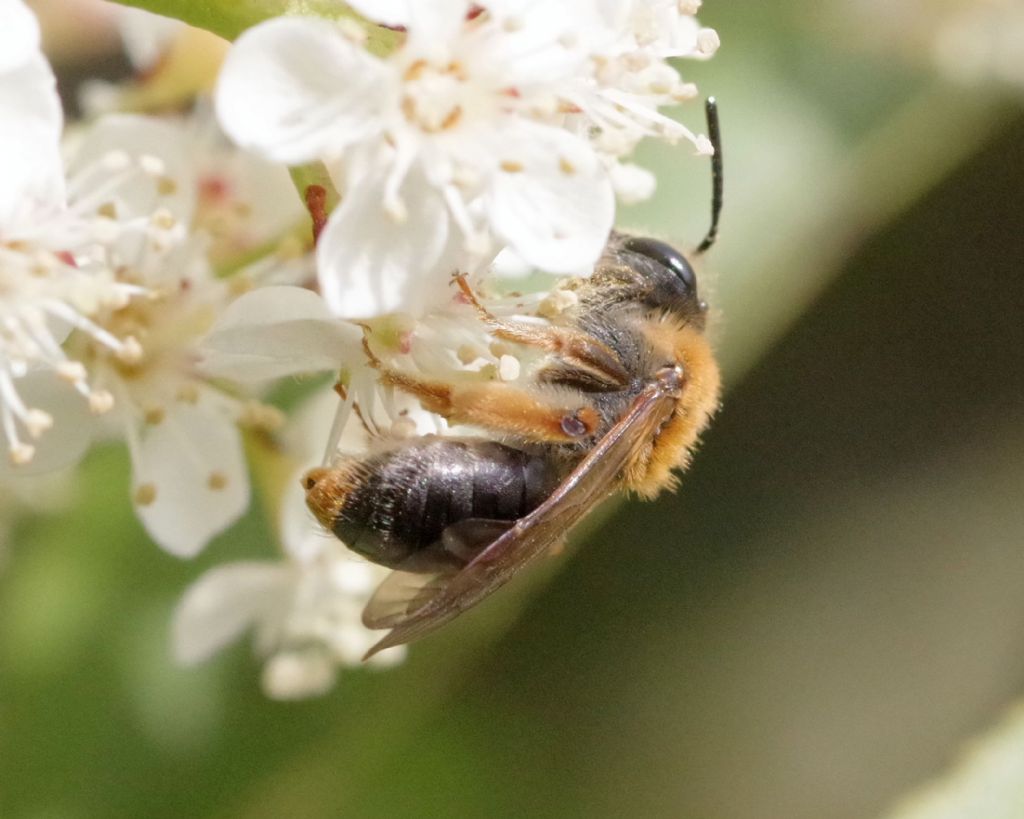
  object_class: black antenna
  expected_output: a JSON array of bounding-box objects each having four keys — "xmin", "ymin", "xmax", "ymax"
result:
[{"xmin": 695, "ymin": 97, "xmax": 723, "ymax": 254}]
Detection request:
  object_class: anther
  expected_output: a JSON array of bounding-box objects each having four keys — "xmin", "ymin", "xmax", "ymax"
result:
[
  {"xmin": 176, "ymin": 384, "xmax": 199, "ymax": 404},
  {"xmin": 9, "ymin": 442, "xmax": 34, "ymax": 465},
  {"xmin": 134, "ymin": 483, "xmax": 157, "ymax": 505},
  {"xmin": 538, "ymin": 289, "xmax": 578, "ymax": 318},
  {"xmin": 150, "ymin": 208, "xmax": 177, "ymax": 231},
  {"xmin": 498, "ymin": 355, "xmax": 520, "ymax": 381},
  {"xmin": 117, "ymin": 336, "xmax": 144, "ymax": 364},
  {"xmin": 239, "ymin": 401, "xmax": 285, "ymax": 431},
  {"xmin": 101, "ymin": 150, "xmax": 131, "ymax": 171},
  {"xmin": 24, "ymin": 409, "xmax": 53, "ymax": 438},
  {"xmin": 697, "ymin": 29, "xmax": 721, "ymax": 56},
  {"xmin": 144, "ymin": 406, "xmax": 165, "ymax": 425},
  {"xmin": 89, "ymin": 390, "xmax": 114, "ymax": 414},
  {"xmin": 57, "ymin": 361, "xmax": 88, "ymax": 383},
  {"xmin": 139, "ymin": 155, "xmax": 166, "ymax": 177},
  {"xmin": 391, "ymin": 417, "xmax": 417, "ymax": 438}
]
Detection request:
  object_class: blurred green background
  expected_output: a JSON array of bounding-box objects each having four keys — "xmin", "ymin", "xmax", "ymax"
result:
[{"xmin": 3, "ymin": 1, "xmax": 1024, "ymax": 817}]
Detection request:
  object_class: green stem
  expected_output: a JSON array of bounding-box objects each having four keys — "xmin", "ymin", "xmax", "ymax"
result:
[{"xmin": 109, "ymin": 0, "xmax": 400, "ymax": 51}]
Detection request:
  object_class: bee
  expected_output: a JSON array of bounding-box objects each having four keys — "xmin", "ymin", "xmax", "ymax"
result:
[{"xmin": 304, "ymin": 99, "xmax": 724, "ymax": 659}]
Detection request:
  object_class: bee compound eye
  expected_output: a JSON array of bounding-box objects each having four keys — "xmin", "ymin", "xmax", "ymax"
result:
[{"xmin": 622, "ymin": 236, "xmax": 697, "ymax": 295}]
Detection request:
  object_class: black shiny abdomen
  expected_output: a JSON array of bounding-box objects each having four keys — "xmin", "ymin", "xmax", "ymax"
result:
[{"xmin": 334, "ymin": 438, "xmax": 559, "ymax": 570}]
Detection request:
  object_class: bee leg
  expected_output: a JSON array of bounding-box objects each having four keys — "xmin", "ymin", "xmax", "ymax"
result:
[
  {"xmin": 454, "ymin": 275, "xmax": 629, "ymax": 390},
  {"xmin": 362, "ymin": 332, "xmax": 603, "ymax": 443},
  {"xmin": 404, "ymin": 378, "xmax": 602, "ymax": 443}
]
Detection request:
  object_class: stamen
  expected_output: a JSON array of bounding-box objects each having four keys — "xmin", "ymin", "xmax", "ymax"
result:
[
  {"xmin": 117, "ymin": 336, "xmax": 144, "ymax": 365},
  {"xmin": 24, "ymin": 409, "xmax": 53, "ymax": 439},
  {"xmin": 41, "ymin": 299, "xmax": 141, "ymax": 360},
  {"xmin": 9, "ymin": 441, "xmax": 34, "ymax": 465},
  {"xmin": 101, "ymin": 150, "xmax": 131, "ymax": 172},
  {"xmin": 57, "ymin": 361, "xmax": 88, "ymax": 383},
  {"xmin": 176, "ymin": 384, "xmax": 199, "ymax": 404},
  {"xmin": 138, "ymin": 155, "xmax": 166, "ymax": 177},
  {"xmin": 321, "ymin": 382, "xmax": 355, "ymax": 465},
  {"xmin": 134, "ymin": 483, "xmax": 157, "ymax": 505},
  {"xmin": 89, "ymin": 390, "xmax": 114, "ymax": 414},
  {"xmin": 144, "ymin": 406, "xmax": 166, "ymax": 425},
  {"xmin": 238, "ymin": 400, "xmax": 285, "ymax": 432}
]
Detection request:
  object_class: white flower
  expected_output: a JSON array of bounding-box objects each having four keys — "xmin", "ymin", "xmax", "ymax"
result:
[
  {"xmin": 621, "ymin": 0, "xmax": 720, "ymax": 60},
  {"xmin": 0, "ymin": 6, "xmax": 151, "ymax": 470},
  {"xmin": 564, "ymin": 0, "xmax": 720, "ymax": 160},
  {"xmin": 54, "ymin": 114, "xmax": 276, "ymax": 557},
  {"xmin": 2, "ymin": 84, "xmax": 306, "ymax": 554},
  {"xmin": 173, "ymin": 388, "xmax": 405, "ymax": 699},
  {"xmin": 196, "ymin": 283, "xmax": 395, "ymax": 465},
  {"xmin": 0, "ymin": 0, "xmax": 43, "ymax": 73},
  {"xmin": 215, "ymin": 2, "xmax": 618, "ymax": 318},
  {"xmin": 181, "ymin": 232, "xmax": 594, "ymax": 692},
  {"xmin": 71, "ymin": 108, "xmax": 308, "ymax": 268},
  {"xmin": 198, "ymin": 285, "xmax": 364, "ymax": 384}
]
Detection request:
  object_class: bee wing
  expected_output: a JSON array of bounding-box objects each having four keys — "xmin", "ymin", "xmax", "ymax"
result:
[
  {"xmin": 362, "ymin": 569, "xmax": 454, "ymax": 629},
  {"xmin": 362, "ymin": 377, "xmax": 678, "ymax": 659},
  {"xmin": 363, "ymin": 519, "xmax": 516, "ymax": 628}
]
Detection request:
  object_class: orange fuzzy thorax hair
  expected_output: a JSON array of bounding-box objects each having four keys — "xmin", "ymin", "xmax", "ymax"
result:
[{"xmin": 626, "ymin": 318, "xmax": 721, "ymax": 499}]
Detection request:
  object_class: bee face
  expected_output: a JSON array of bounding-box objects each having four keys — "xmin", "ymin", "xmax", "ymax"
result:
[{"xmin": 619, "ymin": 235, "xmax": 707, "ymax": 320}]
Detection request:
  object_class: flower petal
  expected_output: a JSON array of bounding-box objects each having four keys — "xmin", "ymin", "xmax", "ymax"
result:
[
  {"xmin": 609, "ymin": 161, "xmax": 656, "ymax": 204},
  {"xmin": 261, "ymin": 649, "xmax": 336, "ymax": 699},
  {"xmin": 0, "ymin": 373, "xmax": 95, "ymax": 477},
  {"xmin": 198, "ymin": 286, "xmax": 361, "ymax": 381},
  {"xmin": 344, "ymin": 0, "xmax": 413, "ymax": 27},
  {"xmin": 482, "ymin": 0, "xmax": 607, "ymax": 84},
  {"xmin": 486, "ymin": 122, "xmax": 614, "ymax": 274},
  {"xmin": 67, "ymin": 114, "xmax": 196, "ymax": 224},
  {"xmin": 215, "ymin": 17, "xmax": 390, "ymax": 165},
  {"xmin": 316, "ymin": 166, "xmax": 457, "ymax": 318},
  {"xmin": 0, "ymin": 0, "xmax": 42, "ymax": 73},
  {"xmin": 204, "ymin": 144, "xmax": 307, "ymax": 254},
  {"xmin": 0, "ymin": 53, "xmax": 64, "ymax": 225},
  {"xmin": 129, "ymin": 397, "xmax": 249, "ymax": 557},
  {"xmin": 347, "ymin": 0, "xmax": 469, "ymax": 39},
  {"xmin": 173, "ymin": 561, "xmax": 294, "ymax": 664},
  {"xmin": 115, "ymin": 6, "xmax": 184, "ymax": 71}
]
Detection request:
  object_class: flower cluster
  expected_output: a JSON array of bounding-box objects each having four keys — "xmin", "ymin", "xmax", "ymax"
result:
[
  {"xmin": 216, "ymin": 0, "xmax": 718, "ymax": 317},
  {"xmin": 1, "ymin": 0, "xmax": 717, "ymax": 697}
]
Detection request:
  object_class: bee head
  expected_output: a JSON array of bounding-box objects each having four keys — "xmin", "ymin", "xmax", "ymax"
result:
[{"xmin": 619, "ymin": 235, "xmax": 708, "ymax": 320}]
